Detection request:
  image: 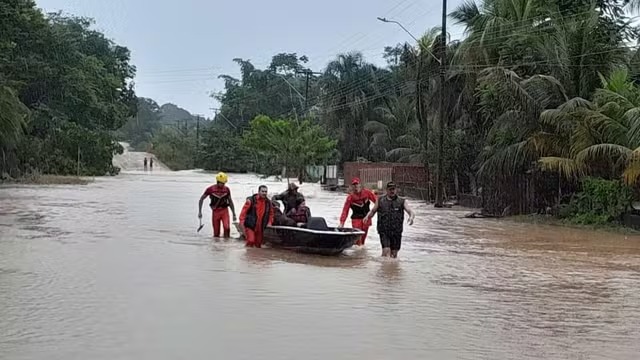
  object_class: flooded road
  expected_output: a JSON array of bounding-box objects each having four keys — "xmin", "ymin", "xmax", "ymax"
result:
[{"xmin": 1, "ymin": 170, "xmax": 640, "ymax": 359}]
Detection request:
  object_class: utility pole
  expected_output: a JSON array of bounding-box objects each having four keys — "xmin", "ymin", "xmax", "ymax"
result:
[
  {"xmin": 210, "ymin": 108, "xmax": 237, "ymax": 130},
  {"xmin": 296, "ymin": 69, "xmax": 322, "ymax": 115},
  {"xmin": 195, "ymin": 115, "xmax": 200, "ymax": 166},
  {"xmin": 377, "ymin": 15, "xmax": 444, "ymax": 206},
  {"xmin": 434, "ymin": 0, "xmax": 447, "ymax": 208}
]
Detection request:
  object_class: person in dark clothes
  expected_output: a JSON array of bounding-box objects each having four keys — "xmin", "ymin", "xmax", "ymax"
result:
[
  {"xmin": 363, "ymin": 182, "xmax": 415, "ymax": 258},
  {"xmin": 273, "ymin": 183, "xmax": 305, "ymax": 215},
  {"xmin": 273, "ymin": 201, "xmax": 297, "ymax": 227}
]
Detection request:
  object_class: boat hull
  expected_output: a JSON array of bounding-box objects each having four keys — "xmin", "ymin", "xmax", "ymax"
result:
[{"xmin": 263, "ymin": 225, "xmax": 364, "ymax": 255}]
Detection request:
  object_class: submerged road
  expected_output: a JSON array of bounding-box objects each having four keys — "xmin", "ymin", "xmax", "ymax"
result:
[{"xmin": 1, "ymin": 168, "xmax": 640, "ymax": 359}]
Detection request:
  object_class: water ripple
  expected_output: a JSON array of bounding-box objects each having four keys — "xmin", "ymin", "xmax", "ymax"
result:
[{"xmin": 1, "ymin": 172, "xmax": 639, "ymax": 359}]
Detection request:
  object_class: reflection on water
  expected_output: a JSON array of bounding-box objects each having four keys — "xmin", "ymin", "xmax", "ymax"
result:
[{"xmin": 1, "ymin": 170, "xmax": 640, "ymax": 359}]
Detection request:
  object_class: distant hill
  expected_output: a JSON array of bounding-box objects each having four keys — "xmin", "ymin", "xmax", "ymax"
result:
[
  {"xmin": 159, "ymin": 103, "xmax": 202, "ymax": 125},
  {"xmin": 117, "ymin": 97, "xmax": 211, "ymax": 150}
]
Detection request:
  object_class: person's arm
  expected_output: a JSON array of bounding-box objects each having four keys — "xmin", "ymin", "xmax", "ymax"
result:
[
  {"xmin": 273, "ymin": 192, "xmax": 285, "ymax": 201},
  {"xmin": 198, "ymin": 188, "xmax": 210, "ymax": 218},
  {"xmin": 368, "ymin": 189, "xmax": 378, "ymax": 204},
  {"xmin": 338, "ymin": 195, "xmax": 352, "ymax": 227},
  {"xmin": 363, "ymin": 198, "xmax": 380, "ymax": 223},
  {"xmin": 404, "ymin": 199, "xmax": 415, "ymax": 225},
  {"xmin": 238, "ymin": 199, "xmax": 251, "ymax": 225},
  {"xmin": 228, "ymin": 189, "xmax": 237, "ymax": 221}
]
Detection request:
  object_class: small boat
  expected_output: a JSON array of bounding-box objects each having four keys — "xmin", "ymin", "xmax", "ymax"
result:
[{"xmin": 263, "ymin": 217, "xmax": 364, "ymax": 255}]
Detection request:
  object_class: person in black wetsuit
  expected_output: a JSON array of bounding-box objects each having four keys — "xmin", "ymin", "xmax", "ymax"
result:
[{"xmin": 363, "ymin": 182, "xmax": 415, "ymax": 258}]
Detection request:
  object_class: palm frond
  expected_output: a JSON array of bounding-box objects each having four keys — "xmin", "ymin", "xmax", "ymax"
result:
[
  {"xmin": 575, "ymin": 143, "xmax": 632, "ymax": 164},
  {"xmin": 538, "ymin": 156, "xmax": 584, "ymax": 180}
]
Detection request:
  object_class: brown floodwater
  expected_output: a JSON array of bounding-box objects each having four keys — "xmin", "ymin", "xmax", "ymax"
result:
[{"xmin": 1, "ymin": 169, "xmax": 640, "ymax": 359}]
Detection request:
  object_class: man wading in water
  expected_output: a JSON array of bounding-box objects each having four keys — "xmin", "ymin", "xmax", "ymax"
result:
[
  {"xmin": 364, "ymin": 182, "xmax": 415, "ymax": 258},
  {"xmin": 239, "ymin": 185, "xmax": 274, "ymax": 248},
  {"xmin": 338, "ymin": 177, "xmax": 377, "ymax": 246},
  {"xmin": 198, "ymin": 172, "xmax": 237, "ymax": 238}
]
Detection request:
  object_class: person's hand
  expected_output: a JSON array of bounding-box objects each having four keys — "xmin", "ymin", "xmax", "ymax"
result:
[
  {"xmin": 198, "ymin": 212, "xmax": 202, "ymax": 219},
  {"xmin": 338, "ymin": 222, "xmax": 344, "ymax": 228},
  {"xmin": 408, "ymin": 216, "xmax": 414, "ymax": 226},
  {"xmin": 232, "ymin": 214, "xmax": 237, "ymax": 222},
  {"xmin": 363, "ymin": 215, "xmax": 370, "ymax": 224}
]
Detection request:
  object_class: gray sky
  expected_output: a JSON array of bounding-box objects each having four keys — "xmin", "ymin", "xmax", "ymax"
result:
[{"xmin": 36, "ymin": 0, "xmax": 465, "ymax": 117}]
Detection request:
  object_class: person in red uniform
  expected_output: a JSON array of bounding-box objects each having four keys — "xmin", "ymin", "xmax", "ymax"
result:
[
  {"xmin": 239, "ymin": 185, "xmax": 274, "ymax": 248},
  {"xmin": 338, "ymin": 177, "xmax": 378, "ymax": 246},
  {"xmin": 198, "ymin": 172, "xmax": 237, "ymax": 238}
]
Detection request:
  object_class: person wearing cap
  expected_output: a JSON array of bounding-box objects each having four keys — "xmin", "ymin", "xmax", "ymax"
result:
[
  {"xmin": 273, "ymin": 182, "xmax": 305, "ymax": 215},
  {"xmin": 198, "ymin": 172, "xmax": 237, "ymax": 238},
  {"xmin": 363, "ymin": 181, "xmax": 415, "ymax": 258},
  {"xmin": 338, "ymin": 177, "xmax": 378, "ymax": 246}
]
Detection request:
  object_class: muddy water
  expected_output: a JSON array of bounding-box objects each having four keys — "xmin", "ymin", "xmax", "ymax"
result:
[{"xmin": 1, "ymin": 170, "xmax": 640, "ymax": 360}]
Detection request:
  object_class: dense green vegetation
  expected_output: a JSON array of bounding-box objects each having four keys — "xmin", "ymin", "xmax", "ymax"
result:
[
  {"xmin": 1, "ymin": 1, "xmax": 136, "ymax": 177},
  {"xmin": 206, "ymin": 0, "xmax": 640, "ymax": 220},
  {"xmin": 4, "ymin": 0, "xmax": 640, "ymax": 224}
]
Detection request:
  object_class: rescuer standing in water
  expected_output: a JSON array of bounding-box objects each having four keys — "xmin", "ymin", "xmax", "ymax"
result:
[
  {"xmin": 198, "ymin": 172, "xmax": 237, "ymax": 238},
  {"xmin": 338, "ymin": 177, "xmax": 378, "ymax": 246},
  {"xmin": 239, "ymin": 185, "xmax": 274, "ymax": 248}
]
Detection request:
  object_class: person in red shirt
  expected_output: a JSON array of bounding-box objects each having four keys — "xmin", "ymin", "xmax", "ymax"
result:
[
  {"xmin": 339, "ymin": 177, "xmax": 378, "ymax": 246},
  {"xmin": 239, "ymin": 185, "xmax": 274, "ymax": 248},
  {"xmin": 198, "ymin": 172, "xmax": 237, "ymax": 238}
]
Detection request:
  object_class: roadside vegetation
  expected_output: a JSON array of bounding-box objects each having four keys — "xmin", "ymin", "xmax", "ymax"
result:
[{"xmin": 4, "ymin": 0, "xmax": 640, "ymax": 227}]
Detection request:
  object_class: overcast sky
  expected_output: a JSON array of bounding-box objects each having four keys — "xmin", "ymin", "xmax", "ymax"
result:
[{"xmin": 36, "ymin": 0, "xmax": 466, "ymax": 116}]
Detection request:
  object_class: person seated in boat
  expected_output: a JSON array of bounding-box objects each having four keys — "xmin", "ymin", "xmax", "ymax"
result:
[
  {"xmin": 272, "ymin": 201, "xmax": 297, "ymax": 227},
  {"xmin": 273, "ymin": 183, "xmax": 305, "ymax": 215},
  {"xmin": 287, "ymin": 201, "xmax": 311, "ymax": 226}
]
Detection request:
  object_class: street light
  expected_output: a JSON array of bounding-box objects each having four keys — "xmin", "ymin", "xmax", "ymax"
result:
[
  {"xmin": 376, "ymin": 17, "xmax": 441, "ymax": 64},
  {"xmin": 377, "ymin": 12, "xmax": 448, "ymax": 208}
]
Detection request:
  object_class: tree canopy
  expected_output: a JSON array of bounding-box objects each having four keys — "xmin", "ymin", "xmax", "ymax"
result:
[{"xmin": 1, "ymin": 0, "xmax": 136, "ymax": 177}]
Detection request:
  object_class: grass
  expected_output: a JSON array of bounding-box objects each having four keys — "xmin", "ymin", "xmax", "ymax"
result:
[
  {"xmin": 508, "ymin": 214, "xmax": 640, "ymax": 235},
  {"xmin": 2, "ymin": 174, "xmax": 93, "ymax": 185}
]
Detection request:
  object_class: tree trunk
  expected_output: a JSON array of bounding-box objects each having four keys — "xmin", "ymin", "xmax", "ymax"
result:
[
  {"xmin": 454, "ymin": 169, "xmax": 460, "ymax": 197},
  {"xmin": 467, "ymin": 171, "xmax": 477, "ymax": 196}
]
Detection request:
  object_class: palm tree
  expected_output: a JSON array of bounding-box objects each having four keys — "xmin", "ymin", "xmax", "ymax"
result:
[
  {"xmin": 320, "ymin": 52, "xmax": 386, "ymax": 162},
  {"xmin": 537, "ymin": 68, "xmax": 640, "ymax": 185},
  {"xmin": 364, "ymin": 97, "xmax": 424, "ymax": 162},
  {"xmin": 0, "ymin": 85, "xmax": 29, "ymax": 175}
]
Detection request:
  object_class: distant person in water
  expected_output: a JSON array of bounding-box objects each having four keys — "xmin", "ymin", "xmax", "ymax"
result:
[
  {"xmin": 339, "ymin": 177, "xmax": 377, "ymax": 246},
  {"xmin": 198, "ymin": 172, "xmax": 237, "ymax": 238},
  {"xmin": 239, "ymin": 185, "xmax": 274, "ymax": 248},
  {"xmin": 143, "ymin": 157, "xmax": 148, "ymax": 171},
  {"xmin": 363, "ymin": 182, "xmax": 415, "ymax": 258},
  {"xmin": 149, "ymin": 157, "xmax": 154, "ymax": 170}
]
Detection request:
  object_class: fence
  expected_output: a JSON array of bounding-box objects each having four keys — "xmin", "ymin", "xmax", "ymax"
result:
[{"xmin": 343, "ymin": 162, "xmax": 430, "ymax": 189}]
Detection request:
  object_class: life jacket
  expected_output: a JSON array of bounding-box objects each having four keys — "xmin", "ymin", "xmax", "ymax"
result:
[
  {"xmin": 376, "ymin": 195, "xmax": 406, "ymax": 234},
  {"xmin": 349, "ymin": 190, "xmax": 374, "ymax": 219},
  {"xmin": 243, "ymin": 195, "xmax": 272, "ymax": 230},
  {"xmin": 208, "ymin": 185, "xmax": 231, "ymax": 209}
]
